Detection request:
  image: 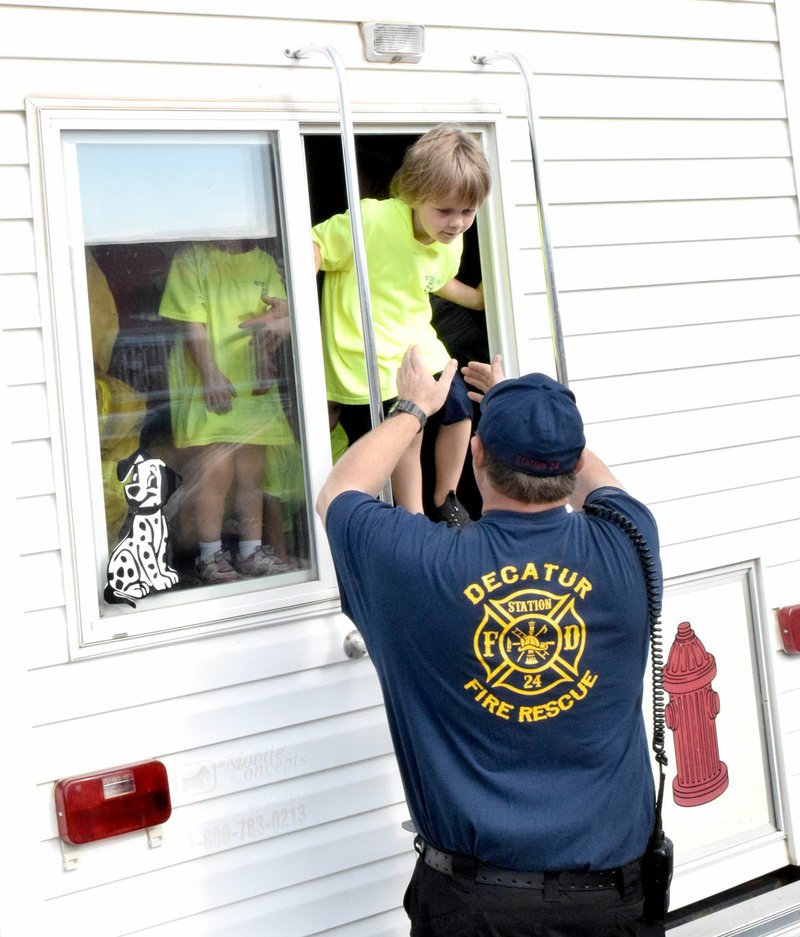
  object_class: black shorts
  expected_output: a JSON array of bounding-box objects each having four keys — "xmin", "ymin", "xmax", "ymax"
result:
[{"xmin": 336, "ymin": 371, "xmax": 472, "ymax": 446}]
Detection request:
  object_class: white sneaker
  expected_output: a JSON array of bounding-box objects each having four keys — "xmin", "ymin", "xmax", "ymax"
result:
[
  {"xmin": 195, "ymin": 549, "xmax": 242, "ymax": 584},
  {"xmin": 234, "ymin": 545, "xmax": 292, "ymax": 577}
]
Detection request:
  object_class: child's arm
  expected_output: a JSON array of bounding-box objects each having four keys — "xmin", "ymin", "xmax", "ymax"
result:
[
  {"xmin": 240, "ymin": 240, "xmax": 320, "ymax": 332},
  {"xmin": 184, "ymin": 322, "xmax": 237, "ymax": 414},
  {"xmin": 239, "ymin": 296, "xmax": 292, "ymax": 337},
  {"xmin": 434, "ymin": 278, "xmax": 484, "ymax": 311}
]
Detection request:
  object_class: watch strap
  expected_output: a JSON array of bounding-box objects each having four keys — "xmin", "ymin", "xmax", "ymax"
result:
[{"xmin": 388, "ymin": 398, "xmax": 427, "ymax": 432}]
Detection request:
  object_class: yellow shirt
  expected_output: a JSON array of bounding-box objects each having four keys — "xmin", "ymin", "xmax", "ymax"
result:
[
  {"xmin": 159, "ymin": 242, "xmax": 294, "ymax": 448},
  {"xmin": 313, "ymin": 198, "xmax": 462, "ymax": 405}
]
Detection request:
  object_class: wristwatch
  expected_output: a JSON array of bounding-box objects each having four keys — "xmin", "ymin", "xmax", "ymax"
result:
[{"xmin": 387, "ymin": 398, "xmax": 427, "ymax": 433}]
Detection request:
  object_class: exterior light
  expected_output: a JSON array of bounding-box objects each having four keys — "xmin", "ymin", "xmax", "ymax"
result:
[
  {"xmin": 777, "ymin": 605, "xmax": 800, "ymax": 654},
  {"xmin": 361, "ymin": 22, "xmax": 425, "ymax": 63},
  {"xmin": 54, "ymin": 760, "xmax": 172, "ymax": 845}
]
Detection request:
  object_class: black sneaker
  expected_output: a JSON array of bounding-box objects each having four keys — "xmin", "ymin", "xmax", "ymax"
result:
[{"xmin": 435, "ymin": 491, "xmax": 472, "ymax": 528}]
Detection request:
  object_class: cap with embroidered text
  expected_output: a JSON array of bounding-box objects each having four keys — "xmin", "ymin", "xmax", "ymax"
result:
[{"xmin": 477, "ymin": 373, "xmax": 585, "ymax": 477}]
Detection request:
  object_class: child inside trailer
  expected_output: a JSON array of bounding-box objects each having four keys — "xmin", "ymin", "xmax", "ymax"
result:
[
  {"xmin": 312, "ymin": 125, "xmax": 491, "ymax": 527},
  {"xmin": 158, "ymin": 239, "xmax": 297, "ymax": 585}
]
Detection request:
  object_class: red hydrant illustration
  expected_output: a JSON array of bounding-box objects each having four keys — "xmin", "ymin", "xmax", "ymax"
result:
[{"xmin": 664, "ymin": 621, "xmax": 729, "ymax": 806}]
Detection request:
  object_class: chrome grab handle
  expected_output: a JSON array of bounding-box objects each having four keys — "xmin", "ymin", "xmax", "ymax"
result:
[{"xmin": 472, "ymin": 50, "xmax": 568, "ymax": 386}]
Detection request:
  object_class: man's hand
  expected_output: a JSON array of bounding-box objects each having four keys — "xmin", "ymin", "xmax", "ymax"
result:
[
  {"xmin": 396, "ymin": 345, "xmax": 458, "ymax": 416},
  {"xmin": 316, "ymin": 347, "xmax": 457, "ymax": 526},
  {"xmin": 462, "ymin": 354, "xmax": 506, "ymax": 403}
]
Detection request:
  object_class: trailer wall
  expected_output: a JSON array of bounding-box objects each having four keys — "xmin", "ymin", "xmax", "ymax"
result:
[{"xmin": 2, "ymin": 2, "xmax": 800, "ymax": 933}]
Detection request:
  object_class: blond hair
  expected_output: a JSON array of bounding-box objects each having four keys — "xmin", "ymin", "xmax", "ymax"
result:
[{"xmin": 390, "ymin": 125, "xmax": 491, "ymax": 208}]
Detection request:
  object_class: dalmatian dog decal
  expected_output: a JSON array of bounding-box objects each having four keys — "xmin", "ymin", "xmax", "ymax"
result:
[{"xmin": 104, "ymin": 448, "xmax": 181, "ymax": 608}]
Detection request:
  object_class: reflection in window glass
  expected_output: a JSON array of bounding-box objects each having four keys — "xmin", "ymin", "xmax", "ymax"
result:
[{"xmin": 76, "ymin": 133, "xmax": 311, "ymax": 605}]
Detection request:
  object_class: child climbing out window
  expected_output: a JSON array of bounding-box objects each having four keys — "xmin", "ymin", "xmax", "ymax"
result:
[{"xmin": 312, "ymin": 125, "xmax": 491, "ymax": 527}]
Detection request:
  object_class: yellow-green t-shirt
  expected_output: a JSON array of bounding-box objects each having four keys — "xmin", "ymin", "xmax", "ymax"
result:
[
  {"xmin": 313, "ymin": 198, "xmax": 462, "ymax": 405},
  {"xmin": 159, "ymin": 242, "xmax": 294, "ymax": 448}
]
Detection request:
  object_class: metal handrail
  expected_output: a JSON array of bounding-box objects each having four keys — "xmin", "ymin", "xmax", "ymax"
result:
[
  {"xmin": 285, "ymin": 44, "xmax": 391, "ymax": 500},
  {"xmin": 471, "ymin": 50, "xmax": 569, "ymax": 386}
]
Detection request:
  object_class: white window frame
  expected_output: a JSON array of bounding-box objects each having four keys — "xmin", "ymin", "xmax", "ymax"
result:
[{"xmin": 29, "ymin": 104, "xmax": 339, "ymax": 654}]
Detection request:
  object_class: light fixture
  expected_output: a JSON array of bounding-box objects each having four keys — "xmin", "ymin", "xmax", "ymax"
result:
[
  {"xmin": 55, "ymin": 760, "xmax": 172, "ymax": 845},
  {"xmin": 361, "ymin": 22, "xmax": 425, "ymax": 64}
]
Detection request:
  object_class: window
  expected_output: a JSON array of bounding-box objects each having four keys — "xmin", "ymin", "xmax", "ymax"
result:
[
  {"xmin": 36, "ymin": 114, "xmax": 336, "ymax": 649},
  {"xmin": 34, "ymin": 108, "xmax": 504, "ymax": 651},
  {"xmin": 303, "ymin": 131, "xmax": 490, "ymax": 519}
]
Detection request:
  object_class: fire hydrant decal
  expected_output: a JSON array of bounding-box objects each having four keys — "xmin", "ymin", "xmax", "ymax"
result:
[{"xmin": 664, "ymin": 621, "xmax": 729, "ymax": 807}]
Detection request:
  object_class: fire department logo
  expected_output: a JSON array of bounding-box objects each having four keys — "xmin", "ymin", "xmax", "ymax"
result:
[{"xmin": 473, "ymin": 588, "xmax": 586, "ymax": 696}]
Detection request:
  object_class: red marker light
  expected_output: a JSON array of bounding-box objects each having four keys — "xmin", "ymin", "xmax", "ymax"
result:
[
  {"xmin": 777, "ymin": 605, "xmax": 800, "ymax": 655},
  {"xmin": 55, "ymin": 761, "xmax": 171, "ymax": 845}
]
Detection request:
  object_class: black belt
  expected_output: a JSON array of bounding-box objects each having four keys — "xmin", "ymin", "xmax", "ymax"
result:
[{"xmin": 417, "ymin": 839, "xmax": 636, "ymax": 892}]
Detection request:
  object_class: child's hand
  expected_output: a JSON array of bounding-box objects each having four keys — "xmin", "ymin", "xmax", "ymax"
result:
[
  {"xmin": 240, "ymin": 297, "xmax": 291, "ymax": 338},
  {"xmin": 462, "ymin": 354, "xmax": 505, "ymax": 403},
  {"xmin": 202, "ymin": 368, "xmax": 237, "ymax": 413}
]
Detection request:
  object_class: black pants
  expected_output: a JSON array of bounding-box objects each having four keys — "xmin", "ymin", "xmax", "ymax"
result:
[{"xmin": 403, "ymin": 854, "xmax": 666, "ymax": 937}]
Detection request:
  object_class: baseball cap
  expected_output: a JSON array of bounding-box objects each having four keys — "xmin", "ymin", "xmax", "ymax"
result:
[{"xmin": 477, "ymin": 373, "xmax": 585, "ymax": 476}]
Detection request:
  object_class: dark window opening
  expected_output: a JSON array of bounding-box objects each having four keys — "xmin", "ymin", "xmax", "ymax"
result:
[{"xmin": 303, "ymin": 132, "xmax": 489, "ymax": 520}]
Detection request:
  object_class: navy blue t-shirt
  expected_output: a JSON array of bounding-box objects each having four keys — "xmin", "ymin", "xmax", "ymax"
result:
[{"xmin": 325, "ymin": 486, "xmax": 660, "ymax": 872}]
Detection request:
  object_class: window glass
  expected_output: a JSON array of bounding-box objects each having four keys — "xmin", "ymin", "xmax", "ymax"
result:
[{"xmin": 74, "ymin": 132, "xmax": 313, "ymax": 610}]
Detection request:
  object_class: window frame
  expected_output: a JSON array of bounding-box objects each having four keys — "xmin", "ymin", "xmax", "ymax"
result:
[{"xmin": 30, "ymin": 104, "xmax": 339, "ymax": 655}]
